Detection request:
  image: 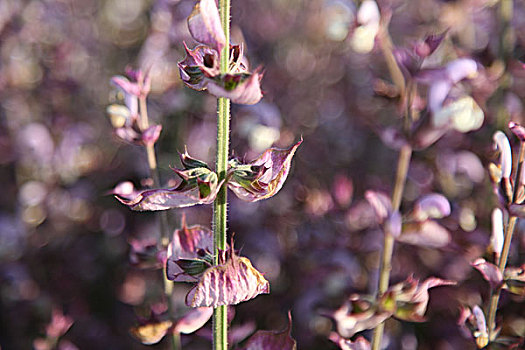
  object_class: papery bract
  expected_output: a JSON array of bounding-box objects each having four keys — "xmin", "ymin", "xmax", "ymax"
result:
[
  {"xmin": 228, "ymin": 140, "xmax": 301, "ymax": 202},
  {"xmin": 207, "ymin": 71, "xmax": 263, "ymax": 105},
  {"xmin": 237, "ymin": 312, "xmax": 296, "ymax": 350},
  {"xmin": 187, "ymin": 0, "xmax": 226, "ymax": 53},
  {"xmin": 186, "ymin": 250, "xmax": 270, "ymax": 308},
  {"xmin": 166, "ymin": 221, "xmax": 214, "ymax": 282},
  {"xmin": 115, "ymin": 163, "xmax": 223, "ymax": 211},
  {"xmin": 178, "ymin": 43, "xmax": 220, "ymax": 91},
  {"xmin": 116, "ymin": 182, "xmax": 222, "ymax": 211}
]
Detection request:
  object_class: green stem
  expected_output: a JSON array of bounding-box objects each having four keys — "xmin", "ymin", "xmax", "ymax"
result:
[
  {"xmin": 371, "ymin": 144, "xmax": 412, "ymax": 350},
  {"xmin": 213, "ymin": 1, "xmax": 231, "ymax": 350}
]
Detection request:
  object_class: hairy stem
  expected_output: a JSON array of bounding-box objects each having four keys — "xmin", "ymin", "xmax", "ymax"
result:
[
  {"xmin": 487, "ymin": 140, "xmax": 524, "ymax": 339},
  {"xmin": 213, "ymin": 1, "xmax": 231, "ymax": 349},
  {"xmin": 372, "ymin": 144, "xmax": 412, "ymax": 350}
]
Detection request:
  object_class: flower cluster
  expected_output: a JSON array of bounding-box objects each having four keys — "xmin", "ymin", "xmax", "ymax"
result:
[
  {"xmin": 380, "ymin": 33, "xmax": 483, "ymax": 151},
  {"xmin": 114, "ymin": 141, "xmax": 301, "ymax": 211},
  {"xmin": 366, "ymin": 191, "xmax": 452, "ymax": 248},
  {"xmin": 330, "ymin": 277, "xmax": 455, "ymax": 338},
  {"xmin": 458, "ymin": 123, "xmax": 525, "ymax": 348},
  {"xmin": 107, "ymin": 68, "xmax": 162, "ymax": 147},
  {"xmin": 178, "ymin": 0, "xmax": 263, "ymax": 104}
]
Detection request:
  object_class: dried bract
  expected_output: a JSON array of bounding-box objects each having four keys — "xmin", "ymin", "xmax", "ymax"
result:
[{"xmin": 228, "ymin": 140, "xmax": 301, "ymax": 202}]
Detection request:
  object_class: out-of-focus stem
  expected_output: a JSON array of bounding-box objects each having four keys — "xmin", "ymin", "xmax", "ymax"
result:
[
  {"xmin": 487, "ymin": 141, "xmax": 524, "ymax": 339},
  {"xmin": 372, "ymin": 144, "xmax": 412, "ymax": 350},
  {"xmin": 138, "ymin": 95, "xmax": 173, "ymax": 350},
  {"xmin": 499, "ymin": 0, "xmax": 514, "ymax": 63},
  {"xmin": 171, "ymin": 332, "xmax": 182, "ymax": 350},
  {"xmin": 212, "ymin": 1, "xmax": 231, "ymax": 350},
  {"xmin": 377, "ymin": 23, "xmax": 406, "ymax": 101}
]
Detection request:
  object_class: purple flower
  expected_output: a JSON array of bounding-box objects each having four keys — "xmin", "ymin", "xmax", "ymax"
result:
[
  {"xmin": 394, "ymin": 32, "xmax": 447, "ymax": 79},
  {"xmin": 491, "ymin": 208, "xmax": 504, "ymax": 257},
  {"xmin": 457, "ymin": 305, "xmax": 489, "ymax": 349},
  {"xmin": 173, "ymin": 307, "xmax": 213, "ymax": 334},
  {"xmin": 365, "ymin": 190, "xmax": 401, "ymax": 238},
  {"xmin": 492, "ymin": 132, "xmax": 510, "ymax": 172},
  {"xmin": 108, "ymin": 69, "xmax": 161, "ymax": 146}
]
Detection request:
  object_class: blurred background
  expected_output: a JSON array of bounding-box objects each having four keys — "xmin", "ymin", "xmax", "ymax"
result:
[{"xmin": 1, "ymin": 0, "xmax": 525, "ymax": 349}]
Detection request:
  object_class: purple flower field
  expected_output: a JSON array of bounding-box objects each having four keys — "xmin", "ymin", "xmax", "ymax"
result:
[{"xmin": 1, "ymin": 0, "xmax": 525, "ymax": 349}]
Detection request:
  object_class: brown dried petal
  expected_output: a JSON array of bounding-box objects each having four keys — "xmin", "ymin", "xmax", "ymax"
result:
[
  {"xmin": 129, "ymin": 320, "xmax": 173, "ymax": 345},
  {"xmin": 186, "ymin": 254, "xmax": 269, "ymax": 308}
]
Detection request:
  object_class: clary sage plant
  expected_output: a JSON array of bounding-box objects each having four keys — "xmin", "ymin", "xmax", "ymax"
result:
[{"xmin": 108, "ymin": 0, "xmax": 299, "ymax": 349}]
